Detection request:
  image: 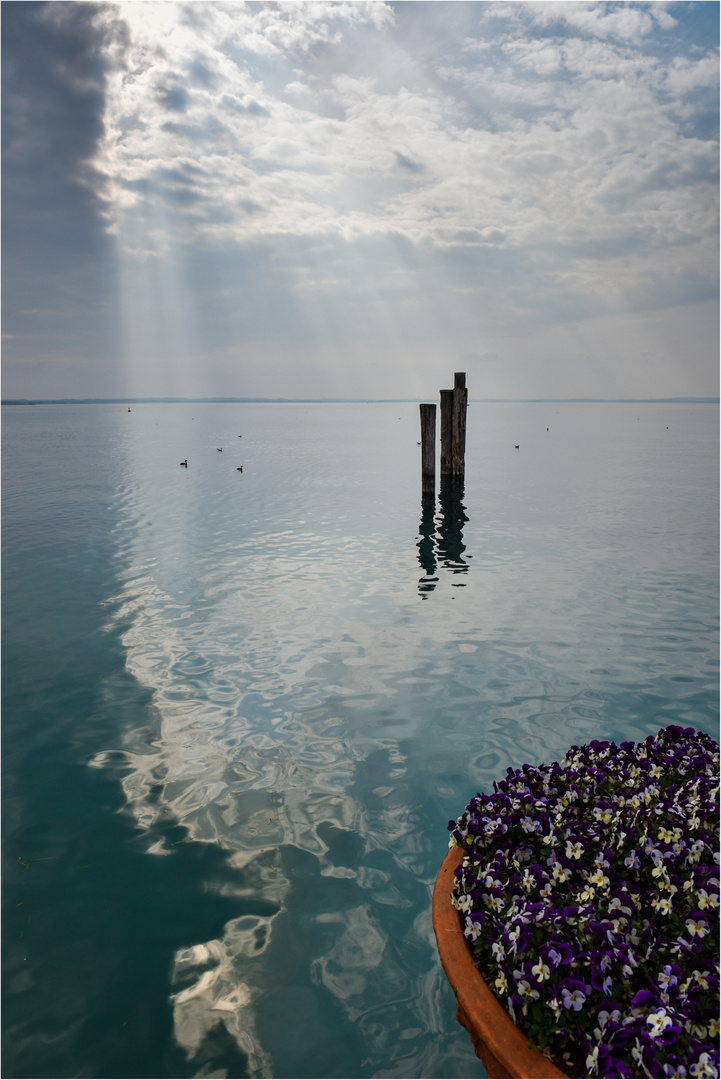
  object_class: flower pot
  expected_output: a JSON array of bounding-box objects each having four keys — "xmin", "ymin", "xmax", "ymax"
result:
[{"xmin": 433, "ymin": 846, "xmax": 568, "ymax": 1080}]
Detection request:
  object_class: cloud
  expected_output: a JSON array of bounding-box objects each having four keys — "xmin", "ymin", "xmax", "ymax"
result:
[
  {"xmin": 2, "ymin": 1, "xmax": 718, "ymax": 400},
  {"xmin": 93, "ymin": 1, "xmax": 717, "ymax": 259},
  {"xmin": 481, "ymin": 1, "xmax": 677, "ymax": 44},
  {"xmin": 665, "ymin": 52, "xmax": 720, "ymax": 96},
  {"xmin": 1, "ymin": 2, "xmax": 124, "ymax": 385}
]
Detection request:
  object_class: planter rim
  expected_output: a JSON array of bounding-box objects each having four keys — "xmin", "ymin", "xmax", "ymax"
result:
[{"xmin": 433, "ymin": 845, "xmax": 568, "ymax": 1080}]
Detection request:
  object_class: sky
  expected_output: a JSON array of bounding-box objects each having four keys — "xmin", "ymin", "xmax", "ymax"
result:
[{"xmin": 2, "ymin": 1, "xmax": 719, "ymax": 401}]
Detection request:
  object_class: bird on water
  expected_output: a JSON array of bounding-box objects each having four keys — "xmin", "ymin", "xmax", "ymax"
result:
[
  {"xmin": 217, "ymin": 447, "xmax": 223, "ymax": 452},
  {"xmin": 236, "ymin": 466, "xmax": 243, "ymax": 472},
  {"xmin": 180, "ymin": 459, "xmax": 188, "ymax": 466}
]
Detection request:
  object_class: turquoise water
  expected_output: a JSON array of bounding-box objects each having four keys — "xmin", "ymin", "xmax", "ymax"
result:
[{"xmin": 2, "ymin": 400, "xmax": 718, "ymax": 1079}]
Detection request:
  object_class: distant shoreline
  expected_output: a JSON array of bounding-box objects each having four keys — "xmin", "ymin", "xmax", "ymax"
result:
[{"xmin": 2, "ymin": 397, "xmax": 719, "ymax": 406}]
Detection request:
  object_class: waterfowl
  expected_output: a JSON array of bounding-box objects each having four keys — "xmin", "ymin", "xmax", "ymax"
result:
[
  {"xmin": 217, "ymin": 447, "xmax": 223, "ymax": 452},
  {"xmin": 236, "ymin": 466, "xmax": 243, "ymax": 472},
  {"xmin": 180, "ymin": 459, "xmax": 188, "ymax": 466},
  {"xmin": 514, "ymin": 444, "xmax": 519, "ymax": 449}
]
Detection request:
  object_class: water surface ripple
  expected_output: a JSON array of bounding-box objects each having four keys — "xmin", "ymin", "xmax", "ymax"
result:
[{"xmin": 3, "ymin": 402, "xmax": 718, "ymax": 1079}]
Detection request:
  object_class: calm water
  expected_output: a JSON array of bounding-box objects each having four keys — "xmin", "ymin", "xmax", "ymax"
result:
[{"xmin": 2, "ymin": 401, "xmax": 718, "ymax": 1080}]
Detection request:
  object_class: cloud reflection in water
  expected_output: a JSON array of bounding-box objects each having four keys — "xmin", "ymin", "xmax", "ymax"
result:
[{"xmin": 91, "ymin": 553, "xmax": 441, "ymax": 1076}]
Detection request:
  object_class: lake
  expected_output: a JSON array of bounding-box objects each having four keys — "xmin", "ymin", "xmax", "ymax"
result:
[{"xmin": 2, "ymin": 400, "xmax": 718, "ymax": 1079}]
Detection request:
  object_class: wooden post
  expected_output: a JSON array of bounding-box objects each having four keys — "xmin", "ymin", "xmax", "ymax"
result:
[
  {"xmin": 440, "ymin": 389, "xmax": 453, "ymax": 478},
  {"xmin": 420, "ymin": 403, "xmax": 436, "ymax": 497},
  {"xmin": 452, "ymin": 372, "xmax": 467, "ymax": 479}
]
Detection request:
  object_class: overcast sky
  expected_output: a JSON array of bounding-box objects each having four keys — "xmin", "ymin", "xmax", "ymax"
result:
[{"xmin": 2, "ymin": 1, "xmax": 718, "ymax": 400}]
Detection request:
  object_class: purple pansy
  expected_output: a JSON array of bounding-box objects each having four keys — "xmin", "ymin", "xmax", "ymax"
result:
[{"xmin": 447, "ymin": 725, "xmax": 719, "ymax": 1078}]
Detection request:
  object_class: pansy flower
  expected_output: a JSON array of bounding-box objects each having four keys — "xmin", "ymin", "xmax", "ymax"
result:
[
  {"xmin": 696, "ymin": 889, "xmax": 717, "ymax": 911},
  {"xmin": 685, "ymin": 915, "xmax": 709, "ymax": 939},
  {"xmin": 689, "ymin": 1052, "xmax": 717, "ymax": 1077},
  {"xmin": 624, "ymin": 849, "xmax": 641, "ymax": 870},
  {"xmin": 658, "ymin": 965, "xmax": 682, "ymax": 991},
  {"xmin": 560, "ymin": 979, "xmax": 588, "ymax": 1011},
  {"xmin": 491, "ymin": 940, "xmax": 505, "ymax": 962},
  {"xmin": 543, "ymin": 941, "xmax": 573, "ymax": 969},
  {"xmin": 464, "ymin": 913, "xmax": 485, "ymax": 941}
]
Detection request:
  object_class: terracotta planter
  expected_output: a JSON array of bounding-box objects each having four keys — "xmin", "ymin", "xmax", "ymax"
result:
[{"xmin": 433, "ymin": 846, "xmax": 568, "ymax": 1080}]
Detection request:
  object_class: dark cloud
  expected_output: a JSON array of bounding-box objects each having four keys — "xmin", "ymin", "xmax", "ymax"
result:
[
  {"xmin": 160, "ymin": 114, "xmax": 232, "ymax": 143},
  {"xmin": 394, "ymin": 150, "xmax": 424, "ymax": 172},
  {"xmin": 2, "ymin": 3, "xmax": 117, "ymax": 241},
  {"xmin": 2, "ymin": 2, "xmax": 123, "ymax": 372},
  {"xmin": 189, "ymin": 57, "xmax": 217, "ymax": 89},
  {"xmin": 156, "ymin": 81, "xmax": 190, "ymax": 112},
  {"xmin": 220, "ymin": 93, "xmax": 271, "ymax": 117}
]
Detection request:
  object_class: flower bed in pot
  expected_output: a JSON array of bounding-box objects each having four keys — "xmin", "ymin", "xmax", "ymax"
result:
[
  {"xmin": 443, "ymin": 725, "xmax": 719, "ymax": 1079},
  {"xmin": 434, "ymin": 843, "xmax": 568, "ymax": 1078}
]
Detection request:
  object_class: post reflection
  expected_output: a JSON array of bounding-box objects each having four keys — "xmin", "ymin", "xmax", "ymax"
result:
[
  {"xmin": 417, "ymin": 496, "xmax": 438, "ymax": 594},
  {"xmin": 417, "ymin": 480, "xmax": 469, "ymax": 595}
]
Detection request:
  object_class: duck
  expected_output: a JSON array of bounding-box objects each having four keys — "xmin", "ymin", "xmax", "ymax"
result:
[
  {"xmin": 236, "ymin": 466, "xmax": 243, "ymax": 472},
  {"xmin": 180, "ymin": 459, "xmax": 188, "ymax": 467},
  {"xmin": 217, "ymin": 447, "xmax": 223, "ymax": 452},
  {"xmin": 514, "ymin": 444, "xmax": 519, "ymax": 449}
]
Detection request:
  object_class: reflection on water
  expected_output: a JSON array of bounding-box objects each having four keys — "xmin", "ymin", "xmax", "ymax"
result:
[
  {"xmin": 417, "ymin": 480, "xmax": 469, "ymax": 595},
  {"xmin": 90, "ymin": 555, "xmax": 446, "ymax": 1076},
  {"xmin": 437, "ymin": 480, "xmax": 469, "ymax": 581},
  {"xmin": 312, "ymin": 906, "xmax": 387, "ymax": 1015},
  {"xmin": 417, "ymin": 497, "xmax": 437, "ymax": 593},
  {"xmin": 171, "ymin": 923, "xmax": 272, "ymax": 1079}
]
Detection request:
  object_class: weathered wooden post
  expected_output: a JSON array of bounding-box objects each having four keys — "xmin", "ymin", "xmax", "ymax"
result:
[
  {"xmin": 440, "ymin": 389, "xmax": 453, "ymax": 479},
  {"xmin": 452, "ymin": 372, "xmax": 468, "ymax": 479},
  {"xmin": 419, "ymin": 403, "xmax": 436, "ymax": 497},
  {"xmin": 440, "ymin": 373, "xmax": 467, "ymax": 479}
]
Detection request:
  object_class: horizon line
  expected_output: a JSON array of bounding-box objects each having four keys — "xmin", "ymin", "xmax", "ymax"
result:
[{"xmin": 2, "ymin": 396, "xmax": 718, "ymax": 406}]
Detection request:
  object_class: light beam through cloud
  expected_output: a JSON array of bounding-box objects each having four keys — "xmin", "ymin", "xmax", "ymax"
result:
[{"xmin": 2, "ymin": 1, "xmax": 718, "ymax": 400}]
